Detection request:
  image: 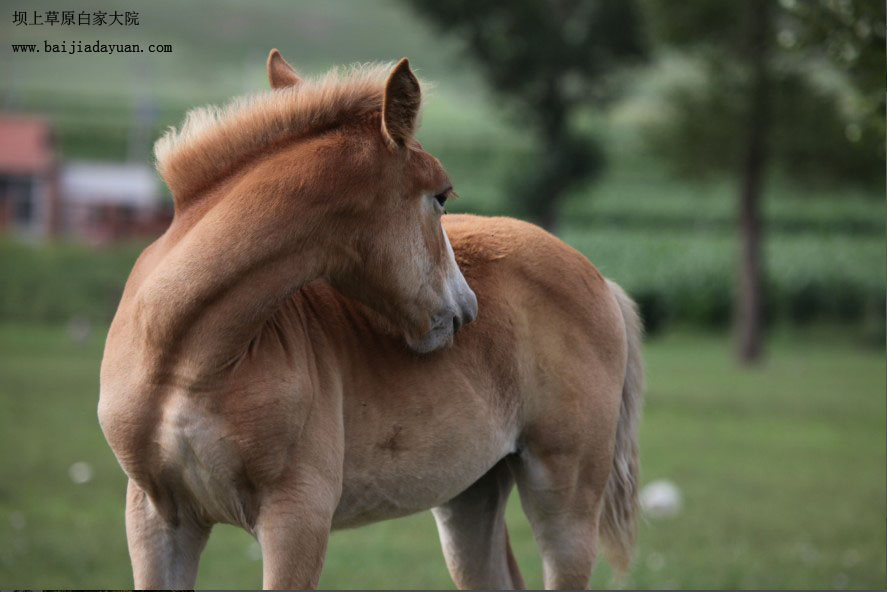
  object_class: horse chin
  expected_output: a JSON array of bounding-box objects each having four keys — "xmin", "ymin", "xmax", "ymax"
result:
[{"xmin": 406, "ymin": 324, "xmax": 454, "ymax": 354}]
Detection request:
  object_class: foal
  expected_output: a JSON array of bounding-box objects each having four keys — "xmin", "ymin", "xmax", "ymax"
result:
[{"xmin": 99, "ymin": 50, "xmax": 643, "ymax": 590}]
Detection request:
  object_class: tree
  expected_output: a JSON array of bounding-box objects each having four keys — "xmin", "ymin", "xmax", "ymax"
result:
[
  {"xmin": 788, "ymin": 0, "xmax": 885, "ymax": 149},
  {"xmin": 403, "ymin": 0, "xmax": 646, "ymax": 230},
  {"xmin": 735, "ymin": 0, "xmax": 770, "ymax": 365},
  {"xmin": 640, "ymin": 0, "xmax": 884, "ymax": 364}
]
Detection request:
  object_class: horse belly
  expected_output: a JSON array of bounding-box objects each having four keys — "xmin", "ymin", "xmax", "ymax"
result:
[{"xmin": 332, "ymin": 419, "xmax": 514, "ymax": 529}]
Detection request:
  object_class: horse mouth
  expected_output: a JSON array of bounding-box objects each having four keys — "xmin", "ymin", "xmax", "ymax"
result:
[
  {"xmin": 406, "ymin": 320, "xmax": 455, "ymax": 354},
  {"xmin": 403, "ymin": 291, "xmax": 476, "ymax": 354}
]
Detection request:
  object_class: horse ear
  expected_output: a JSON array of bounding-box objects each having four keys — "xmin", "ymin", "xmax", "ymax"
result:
[
  {"xmin": 381, "ymin": 58, "xmax": 421, "ymax": 148},
  {"xmin": 267, "ymin": 49, "xmax": 302, "ymax": 89}
]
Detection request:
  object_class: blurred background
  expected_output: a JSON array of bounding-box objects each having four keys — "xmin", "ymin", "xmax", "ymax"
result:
[{"xmin": 0, "ymin": 0, "xmax": 884, "ymax": 588}]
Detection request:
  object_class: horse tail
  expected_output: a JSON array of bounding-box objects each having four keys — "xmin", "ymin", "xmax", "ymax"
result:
[{"xmin": 600, "ymin": 279, "xmax": 644, "ymax": 574}]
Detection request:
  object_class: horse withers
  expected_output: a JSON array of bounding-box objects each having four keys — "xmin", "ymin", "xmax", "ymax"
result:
[{"xmin": 98, "ymin": 50, "xmax": 643, "ymax": 590}]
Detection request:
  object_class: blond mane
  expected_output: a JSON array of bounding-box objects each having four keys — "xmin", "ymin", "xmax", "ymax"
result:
[{"xmin": 154, "ymin": 62, "xmax": 395, "ymax": 205}]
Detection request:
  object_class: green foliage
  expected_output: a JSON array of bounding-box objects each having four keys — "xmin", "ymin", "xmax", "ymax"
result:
[
  {"xmin": 0, "ymin": 240, "xmax": 144, "ymax": 325},
  {"xmin": 786, "ymin": 0, "xmax": 886, "ymax": 140},
  {"xmin": 636, "ymin": 54, "xmax": 882, "ymax": 187},
  {"xmin": 636, "ymin": 0, "xmax": 885, "ymax": 187},
  {"xmin": 555, "ymin": 156, "xmax": 884, "ymax": 339},
  {"xmin": 405, "ymin": 0, "xmax": 646, "ymax": 107},
  {"xmin": 403, "ymin": 0, "xmax": 647, "ymax": 226},
  {"xmin": 0, "ymin": 326, "xmax": 883, "ymax": 588},
  {"xmin": 562, "ymin": 226, "xmax": 885, "ymax": 339},
  {"xmin": 641, "ymin": 0, "xmax": 750, "ymax": 50}
]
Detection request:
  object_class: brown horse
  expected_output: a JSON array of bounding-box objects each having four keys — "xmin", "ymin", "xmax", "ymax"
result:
[{"xmin": 98, "ymin": 50, "xmax": 644, "ymax": 590}]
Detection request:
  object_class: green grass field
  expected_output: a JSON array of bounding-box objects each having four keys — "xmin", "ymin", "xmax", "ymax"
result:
[{"xmin": 0, "ymin": 324, "xmax": 882, "ymax": 589}]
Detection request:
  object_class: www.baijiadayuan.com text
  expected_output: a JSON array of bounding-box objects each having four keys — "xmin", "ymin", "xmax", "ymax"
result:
[{"xmin": 11, "ymin": 40, "xmax": 172, "ymax": 54}]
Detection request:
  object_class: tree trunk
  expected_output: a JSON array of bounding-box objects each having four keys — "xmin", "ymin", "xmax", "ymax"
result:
[
  {"xmin": 530, "ymin": 94, "xmax": 569, "ymax": 232},
  {"xmin": 536, "ymin": 200, "xmax": 559, "ymax": 232},
  {"xmin": 735, "ymin": 0, "xmax": 770, "ymax": 364},
  {"xmin": 533, "ymin": 147, "xmax": 568, "ymax": 232}
]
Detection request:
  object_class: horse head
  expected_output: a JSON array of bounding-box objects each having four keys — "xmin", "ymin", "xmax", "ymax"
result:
[{"xmin": 267, "ymin": 50, "xmax": 477, "ymax": 353}]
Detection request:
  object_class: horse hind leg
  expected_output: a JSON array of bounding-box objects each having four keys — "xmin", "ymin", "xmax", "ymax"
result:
[
  {"xmin": 508, "ymin": 436, "xmax": 614, "ymax": 590},
  {"xmin": 125, "ymin": 479, "xmax": 211, "ymax": 589},
  {"xmin": 432, "ymin": 459, "xmax": 525, "ymax": 590}
]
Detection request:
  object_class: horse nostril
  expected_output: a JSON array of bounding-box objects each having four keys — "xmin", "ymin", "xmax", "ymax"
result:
[{"xmin": 452, "ymin": 314, "xmax": 463, "ymax": 334}]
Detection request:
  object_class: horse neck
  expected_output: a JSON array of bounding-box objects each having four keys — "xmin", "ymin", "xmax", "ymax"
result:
[{"xmin": 127, "ymin": 179, "xmax": 329, "ymax": 384}]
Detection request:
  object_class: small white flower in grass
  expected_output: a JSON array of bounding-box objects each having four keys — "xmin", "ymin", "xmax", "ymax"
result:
[
  {"xmin": 9, "ymin": 511, "xmax": 26, "ymax": 530},
  {"xmin": 794, "ymin": 541, "xmax": 820, "ymax": 565},
  {"xmin": 842, "ymin": 548, "xmax": 861, "ymax": 568},
  {"xmin": 68, "ymin": 461, "xmax": 93, "ymax": 484},
  {"xmin": 639, "ymin": 479, "xmax": 682, "ymax": 518},
  {"xmin": 67, "ymin": 316, "xmax": 92, "ymax": 345},
  {"xmin": 645, "ymin": 551, "xmax": 666, "ymax": 571}
]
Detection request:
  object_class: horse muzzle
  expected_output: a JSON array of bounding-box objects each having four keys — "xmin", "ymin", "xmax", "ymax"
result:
[{"xmin": 409, "ymin": 287, "xmax": 477, "ymax": 354}]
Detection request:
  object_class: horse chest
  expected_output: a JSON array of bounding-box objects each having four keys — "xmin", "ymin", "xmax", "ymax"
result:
[
  {"xmin": 153, "ymin": 387, "xmax": 288, "ymax": 518},
  {"xmin": 154, "ymin": 394, "xmax": 257, "ymax": 526}
]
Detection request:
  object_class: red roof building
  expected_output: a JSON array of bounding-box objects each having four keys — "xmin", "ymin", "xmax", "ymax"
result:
[
  {"xmin": 0, "ymin": 116, "xmax": 55, "ymax": 174},
  {"xmin": 0, "ymin": 114, "xmax": 169, "ymax": 243},
  {"xmin": 0, "ymin": 116, "xmax": 59, "ymax": 237}
]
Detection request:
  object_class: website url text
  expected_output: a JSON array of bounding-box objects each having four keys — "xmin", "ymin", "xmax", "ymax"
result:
[{"xmin": 11, "ymin": 40, "xmax": 172, "ymax": 54}]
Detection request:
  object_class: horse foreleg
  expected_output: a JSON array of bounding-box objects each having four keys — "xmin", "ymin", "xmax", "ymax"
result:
[
  {"xmin": 432, "ymin": 459, "xmax": 525, "ymax": 590},
  {"xmin": 256, "ymin": 480, "xmax": 338, "ymax": 590},
  {"xmin": 125, "ymin": 479, "xmax": 211, "ymax": 590}
]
